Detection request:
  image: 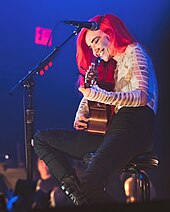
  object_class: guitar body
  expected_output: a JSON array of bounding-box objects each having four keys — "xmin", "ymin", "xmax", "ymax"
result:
[
  {"xmin": 85, "ymin": 101, "xmax": 108, "ymax": 135},
  {"xmin": 84, "ymin": 58, "xmax": 114, "ymax": 135}
]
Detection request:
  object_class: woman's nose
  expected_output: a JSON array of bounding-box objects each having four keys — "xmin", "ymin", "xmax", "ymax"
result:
[
  {"xmin": 93, "ymin": 47, "xmax": 100, "ymax": 57},
  {"xmin": 91, "ymin": 44, "xmax": 100, "ymax": 56}
]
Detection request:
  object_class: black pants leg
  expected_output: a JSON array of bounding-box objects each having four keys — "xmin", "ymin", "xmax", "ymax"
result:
[
  {"xmin": 34, "ymin": 106, "xmax": 155, "ymax": 205},
  {"xmin": 80, "ymin": 106, "xmax": 155, "ymax": 205},
  {"xmin": 33, "ymin": 129, "xmax": 103, "ymax": 182}
]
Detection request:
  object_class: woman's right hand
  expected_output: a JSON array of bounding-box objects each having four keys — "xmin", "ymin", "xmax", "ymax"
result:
[{"xmin": 73, "ymin": 115, "xmax": 89, "ymax": 131}]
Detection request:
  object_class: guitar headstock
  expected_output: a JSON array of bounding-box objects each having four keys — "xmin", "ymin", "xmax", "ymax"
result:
[{"xmin": 84, "ymin": 57, "xmax": 101, "ymax": 88}]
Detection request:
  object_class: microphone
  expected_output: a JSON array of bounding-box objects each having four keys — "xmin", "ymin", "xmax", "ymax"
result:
[{"xmin": 63, "ymin": 20, "xmax": 100, "ymax": 31}]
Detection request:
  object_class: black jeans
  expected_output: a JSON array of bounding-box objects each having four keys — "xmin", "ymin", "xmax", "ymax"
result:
[{"xmin": 33, "ymin": 106, "xmax": 155, "ymax": 205}]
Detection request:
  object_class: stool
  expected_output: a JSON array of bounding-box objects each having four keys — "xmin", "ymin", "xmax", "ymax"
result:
[
  {"xmin": 121, "ymin": 152, "xmax": 159, "ymax": 202},
  {"xmin": 83, "ymin": 151, "xmax": 159, "ymax": 203}
]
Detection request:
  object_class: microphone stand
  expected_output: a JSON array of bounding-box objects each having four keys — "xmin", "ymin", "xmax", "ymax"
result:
[{"xmin": 9, "ymin": 27, "xmax": 81, "ymax": 180}]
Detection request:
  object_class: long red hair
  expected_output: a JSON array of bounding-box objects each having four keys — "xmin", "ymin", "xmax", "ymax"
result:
[{"xmin": 76, "ymin": 14, "xmax": 136, "ymax": 86}]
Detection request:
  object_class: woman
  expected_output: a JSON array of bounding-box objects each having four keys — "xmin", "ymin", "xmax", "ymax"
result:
[{"xmin": 33, "ymin": 13, "xmax": 158, "ymax": 206}]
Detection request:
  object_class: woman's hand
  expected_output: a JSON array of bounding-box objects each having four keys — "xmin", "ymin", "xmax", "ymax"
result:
[{"xmin": 73, "ymin": 115, "xmax": 89, "ymax": 131}]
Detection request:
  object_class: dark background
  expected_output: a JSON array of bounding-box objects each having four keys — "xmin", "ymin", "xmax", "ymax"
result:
[{"xmin": 0, "ymin": 0, "xmax": 170, "ymax": 200}]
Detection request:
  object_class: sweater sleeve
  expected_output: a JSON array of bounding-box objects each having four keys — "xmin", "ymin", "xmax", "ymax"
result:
[
  {"xmin": 74, "ymin": 97, "xmax": 89, "ymax": 120},
  {"xmin": 85, "ymin": 85, "xmax": 142, "ymax": 107},
  {"xmin": 129, "ymin": 44, "xmax": 149, "ymax": 95}
]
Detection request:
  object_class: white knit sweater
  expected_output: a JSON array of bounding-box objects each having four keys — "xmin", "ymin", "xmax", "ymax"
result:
[{"xmin": 75, "ymin": 42, "xmax": 158, "ymax": 120}]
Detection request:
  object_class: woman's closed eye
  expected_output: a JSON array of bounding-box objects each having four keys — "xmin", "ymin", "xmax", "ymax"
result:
[
  {"xmin": 88, "ymin": 37, "xmax": 100, "ymax": 50},
  {"xmin": 92, "ymin": 36, "xmax": 100, "ymax": 44},
  {"xmin": 94, "ymin": 37, "xmax": 100, "ymax": 44}
]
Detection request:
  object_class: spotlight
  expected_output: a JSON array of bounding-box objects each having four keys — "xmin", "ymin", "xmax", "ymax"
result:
[
  {"xmin": 4, "ymin": 155, "xmax": 10, "ymax": 160},
  {"xmin": 0, "ymin": 154, "xmax": 10, "ymax": 160}
]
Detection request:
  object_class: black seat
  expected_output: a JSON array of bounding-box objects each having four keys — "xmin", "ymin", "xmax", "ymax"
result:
[
  {"xmin": 123, "ymin": 152, "xmax": 159, "ymax": 170},
  {"xmin": 121, "ymin": 152, "xmax": 159, "ymax": 202}
]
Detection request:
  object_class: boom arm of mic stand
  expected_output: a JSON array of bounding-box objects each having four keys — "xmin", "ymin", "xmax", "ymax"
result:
[
  {"xmin": 8, "ymin": 27, "xmax": 81, "ymax": 180},
  {"xmin": 9, "ymin": 27, "xmax": 81, "ymax": 95}
]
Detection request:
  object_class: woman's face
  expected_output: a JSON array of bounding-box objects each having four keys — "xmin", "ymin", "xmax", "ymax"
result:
[{"xmin": 85, "ymin": 29, "xmax": 112, "ymax": 62}]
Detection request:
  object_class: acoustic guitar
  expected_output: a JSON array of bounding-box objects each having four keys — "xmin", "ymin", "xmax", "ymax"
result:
[{"xmin": 84, "ymin": 58, "xmax": 112, "ymax": 135}]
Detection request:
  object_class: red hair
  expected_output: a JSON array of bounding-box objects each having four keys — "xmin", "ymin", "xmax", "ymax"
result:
[{"xmin": 76, "ymin": 14, "xmax": 136, "ymax": 86}]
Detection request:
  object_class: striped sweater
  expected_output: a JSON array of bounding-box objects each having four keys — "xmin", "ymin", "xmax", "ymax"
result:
[{"xmin": 75, "ymin": 42, "xmax": 158, "ymax": 120}]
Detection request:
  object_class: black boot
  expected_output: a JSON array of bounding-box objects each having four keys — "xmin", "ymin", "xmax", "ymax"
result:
[{"xmin": 60, "ymin": 174, "xmax": 88, "ymax": 206}]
